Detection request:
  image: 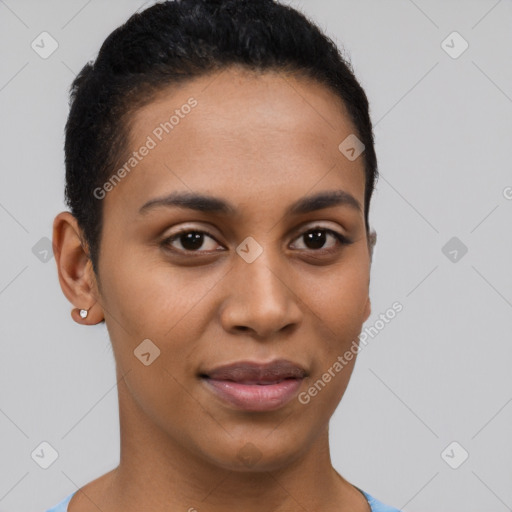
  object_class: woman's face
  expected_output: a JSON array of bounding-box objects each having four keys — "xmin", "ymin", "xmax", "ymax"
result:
[{"xmin": 93, "ymin": 67, "xmax": 372, "ymax": 471}]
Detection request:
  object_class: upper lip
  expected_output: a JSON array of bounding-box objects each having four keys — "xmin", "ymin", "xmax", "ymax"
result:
[{"xmin": 201, "ymin": 359, "xmax": 308, "ymax": 383}]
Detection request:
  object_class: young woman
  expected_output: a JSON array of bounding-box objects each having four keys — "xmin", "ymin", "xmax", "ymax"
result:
[{"xmin": 48, "ymin": 0, "xmax": 401, "ymax": 510}]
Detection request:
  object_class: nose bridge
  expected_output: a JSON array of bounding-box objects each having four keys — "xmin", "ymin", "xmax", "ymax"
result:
[
  {"xmin": 222, "ymin": 237, "xmax": 302, "ymax": 335},
  {"xmin": 235, "ymin": 239, "xmax": 289, "ymax": 304}
]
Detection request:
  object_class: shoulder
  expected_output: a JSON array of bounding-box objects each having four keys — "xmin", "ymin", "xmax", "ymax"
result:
[
  {"xmin": 45, "ymin": 488, "xmax": 400, "ymax": 512},
  {"xmin": 359, "ymin": 489, "xmax": 403, "ymax": 512},
  {"xmin": 42, "ymin": 491, "xmax": 76, "ymax": 512}
]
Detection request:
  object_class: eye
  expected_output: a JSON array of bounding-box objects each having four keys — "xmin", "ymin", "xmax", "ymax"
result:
[
  {"xmin": 161, "ymin": 226, "xmax": 353, "ymax": 256},
  {"xmin": 290, "ymin": 226, "xmax": 353, "ymax": 253},
  {"xmin": 161, "ymin": 229, "xmax": 223, "ymax": 253}
]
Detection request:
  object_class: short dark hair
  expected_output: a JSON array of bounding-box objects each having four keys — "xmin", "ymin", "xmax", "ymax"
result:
[{"xmin": 64, "ymin": 0, "xmax": 379, "ymax": 278}]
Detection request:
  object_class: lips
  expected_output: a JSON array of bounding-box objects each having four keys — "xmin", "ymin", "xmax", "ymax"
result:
[
  {"xmin": 201, "ymin": 359, "xmax": 307, "ymax": 383},
  {"xmin": 200, "ymin": 359, "xmax": 307, "ymax": 411}
]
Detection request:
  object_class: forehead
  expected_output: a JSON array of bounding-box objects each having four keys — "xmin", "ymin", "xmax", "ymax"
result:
[{"xmin": 103, "ymin": 67, "xmax": 365, "ymax": 219}]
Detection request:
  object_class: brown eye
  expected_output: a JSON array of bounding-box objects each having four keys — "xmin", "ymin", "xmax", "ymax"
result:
[
  {"xmin": 162, "ymin": 230, "xmax": 222, "ymax": 253},
  {"xmin": 161, "ymin": 226, "xmax": 352, "ymax": 256},
  {"xmin": 290, "ymin": 227, "xmax": 353, "ymax": 252}
]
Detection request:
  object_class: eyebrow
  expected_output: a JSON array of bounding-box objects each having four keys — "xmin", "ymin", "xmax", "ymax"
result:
[{"xmin": 138, "ymin": 189, "xmax": 362, "ymax": 216}]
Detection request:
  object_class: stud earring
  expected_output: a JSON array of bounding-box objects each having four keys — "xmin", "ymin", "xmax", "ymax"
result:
[{"xmin": 79, "ymin": 309, "xmax": 89, "ymax": 319}]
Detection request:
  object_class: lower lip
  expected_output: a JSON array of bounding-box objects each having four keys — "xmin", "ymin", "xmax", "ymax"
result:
[{"xmin": 202, "ymin": 378, "xmax": 303, "ymax": 411}]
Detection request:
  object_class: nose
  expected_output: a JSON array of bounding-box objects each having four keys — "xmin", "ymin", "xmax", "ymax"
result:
[{"xmin": 220, "ymin": 250, "xmax": 303, "ymax": 340}]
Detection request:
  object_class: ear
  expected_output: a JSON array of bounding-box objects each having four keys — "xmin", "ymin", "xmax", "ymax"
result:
[
  {"xmin": 363, "ymin": 296, "xmax": 371, "ymax": 323},
  {"xmin": 368, "ymin": 228, "xmax": 377, "ymax": 263},
  {"xmin": 363, "ymin": 228, "xmax": 376, "ymax": 323},
  {"xmin": 52, "ymin": 211, "xmax": 104, "ymax": 325}
]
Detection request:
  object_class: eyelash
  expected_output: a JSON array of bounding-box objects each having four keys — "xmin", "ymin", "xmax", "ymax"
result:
[{"xmin": 160, "ymin": 226, "xmax": 353, "ymax": 256}]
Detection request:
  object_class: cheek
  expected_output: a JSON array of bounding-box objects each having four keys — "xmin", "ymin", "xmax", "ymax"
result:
[
  {"xmin": 99, "ymin": 249, "xmax": 223, "ymax": 404},
  {"xmin": 119, "ymin": 357, "xmax": 207, "ymax": 448},
  {"xmin": 307, "ymin": 263, "xmax": 369, "ymax": 328},
  {"xmin": 99, "ymin": 243, "xmax": 221, "ymax": 336},
  {"xmin": 301, "ymin": 265, "xmax": 369, "ymax": 386}
]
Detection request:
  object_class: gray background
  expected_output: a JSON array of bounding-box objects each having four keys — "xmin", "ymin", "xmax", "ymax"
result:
[{"xmin": 1, "ymin": 0, "xmax": 511, "ymax": 511}]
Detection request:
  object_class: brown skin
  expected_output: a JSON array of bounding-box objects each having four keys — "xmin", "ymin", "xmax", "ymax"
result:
[{"xmin": 53, "ymin": 66, "xmax": 374, "ymax": 512}]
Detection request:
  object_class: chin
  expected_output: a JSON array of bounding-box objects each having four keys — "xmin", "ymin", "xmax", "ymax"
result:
[{"xmin": 198, "ymin": 433, "xmax": 310, "ymax": 474}]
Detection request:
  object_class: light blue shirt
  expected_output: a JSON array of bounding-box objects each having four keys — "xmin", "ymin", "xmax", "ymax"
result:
[{"xmin": 43, "ymin": 488, "xmax": 403, "ymax": 511}]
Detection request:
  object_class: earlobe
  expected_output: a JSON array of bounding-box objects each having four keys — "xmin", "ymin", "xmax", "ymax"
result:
[
  {"xmin": 52, "ymin": 211, "xmax": 104, "ymax": 325},
  {"xmin": 363, "ymin": 297, "xmax": 371, "ymax": 323},
  {"xmin": 70, "ymin": 304, "xmax": 102, "ymax": 325}
]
